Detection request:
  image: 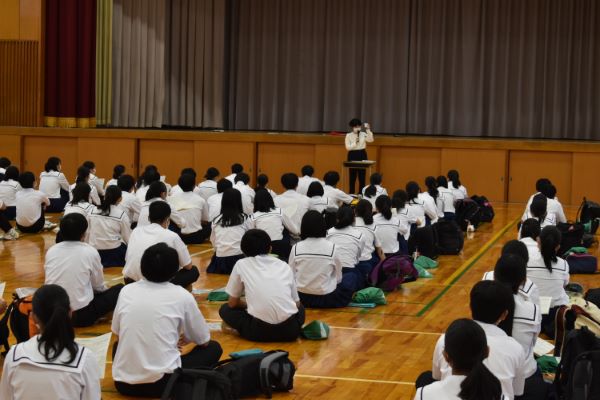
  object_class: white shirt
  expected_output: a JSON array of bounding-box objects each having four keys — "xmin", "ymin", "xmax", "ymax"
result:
[
  {"xmin": 432, "ymin": 321, "xmax": 527, "ymax": 399},
  {"xmin": 89, "ymin": 173, "xmax": 105, "ymax": 197},
  {"xmin": 354, "ymin": 217, "xmax": 381, "ymax": 261},
  {"xmin": 289, "ymin": 238, "xmax": 342, "ymax": 295},
  {"xmin": 39, "ymin": 170, "xmax": 70, "ymax": 199},
  {"xmin": 361, "ymin": 185, "xmax": 388, "ymax": 208},
  {"xmin": 373, "ymin": 213, "xmax": 408, "ymax": 254},
  {"xmin": 324, "ymin": 185, "xmax": 353, "ymax": 207},
  {"xmin": 64, "ymin": 201, "xmax": 96, "ymax": 218},
  {"xmin": 523, "ymin": 246, "xmax": 570, "ymax": 308},
  {"xmin": 297, "ymin": 176, "xmax": 319, "ymax": 196},
  {"xmin": 225, "ymin": 173, "xmax": 237, "ymax": 183},
  {"xmin": 135, "ymin": 185, "xmax": 149, "ymax": 202},
  {"xmin": 274, "ymin": 190, "xmax": 310, "ymax": 237},
  {"xmin": 197, "ymin": 180, "xmax": 218, "ymax": 200},
  {"xmin": 105, "ymin": 178, "xmax": 118, "ymax": 188},
  {"xmin": 169, "ymin": 185, "xmax": 202, "ymax": 197},
  {"xmin": 521, "ymin": 210, "xmax": 557, "ymax": 229},
  {"xmin": 251, "ymin": 208, "xmax": 298, "ymax": 240},
  {"xmin": 88, "ymin": 205, "xmax": 131, "ymax": 250},
  {"xmin": 168, "ymin": 191, "xmax": 208, "ymax": 234},
  {"xmin": 44, "ymin": 241, "xmax": 107, "ymax": 311},
  {"xmin": 112, "ymin": 280, "xmax": 210, "ymax": 384},
  {"xmin": 437, "ymin": 187, "xmax": 456, "ymax": 213},
  {"xmin": 124, "ymin": 224, "xmax": 192, "ymax": 281},
  {"xmin": 523, "ymin": 193, "xmax": 567, "ymax": 224},
  {"xmin": 512, "ymin": 295, "xmax": 542, "ymax": 378},
  {"xmin": 415, "ymin": 374, "xmax": 508, "ymax": 400},
  {"xmin": 138, "ymin": 198, "xmax": 186, "ymax": 229},
  {"xmin": 482, "ymin": 271, "xmax": 541, "ymax": 306},
  {"xmin": 345, "ymin": 129, "xmax": 374, "ymax": 151},
  {"xmin": 326, "ymin": 226, "xmax": 364, "ymax": 268},
  {"xmin": 207, "ymin": 193, "xmax": 223, "ymax": 222},
  {"xmin": 407, "ymin": 199, "xmax": 427, "ymax": 228},
  {"xmin": 226, "ymin": 255, "xmax": 299, "ymax": 324},
  {"xmin": 393, "ymin": 207, "xmax": 418, "ymax": 240},
  {"xmin": 309, "ymin": 196, "xmax": 337, "ymax": 213},
  {"xmin": 419, "ymin": 192, "xmax": 443, "ymax": 220},
  {"xmin": 120, "ymin": 191, "xmax": 141, "ymax": 223},
  {"xmin": 0, "ymin": 179, "xmax": 22, "ymax": 207},
  {"xmin": 211, "ymin": 216, "xmax": 254, "ymax": 257},
  {"xmin": 69, "ymin": 182, "xmax": 101, "ymax": 206},
  {"xmin": 15, "ymin": 188, "xmax": 50, "ymax": 227},
  {"xmin": 448, "ymin": 182, "xmax": 468, "ymax": 200},
  {"xmin": 0, "ymin": 336, "xmax": 100, "ymax": 400},
  {"xmin": 233, "ymin": 182, "xmax": 254, "ymax": 214}
]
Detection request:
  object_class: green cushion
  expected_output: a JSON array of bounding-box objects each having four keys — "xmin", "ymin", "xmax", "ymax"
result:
[
  {"xmin": 415, "ymin": 264, "xmax": 433, "ymax": 278},
  {"xmin": 302, "ymin": 320, "xmax": 330, "ymax": 340},
  {"xmin": 207, "ymin": 288, "xmax": 229, "ymax": 302},
  {"xmin": 414, "ymin": 255, "xmax": 439, "ymax": 270},
  {"xmin": 352, "ymin": 287, "xmax": 387, "ymax": 305},
  {"xmin": 536, "ymin": 355, "xmax": 559, "ymax": 374}
]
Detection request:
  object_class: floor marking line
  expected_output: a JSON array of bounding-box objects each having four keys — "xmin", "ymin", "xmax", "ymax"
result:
[
  {"xmin": 190, "ymin": 248, "xmax": 215, "ymax": 257},
  {"xmin": 295, "ymin": 374, "xmax": 413, "ymax": 385}
]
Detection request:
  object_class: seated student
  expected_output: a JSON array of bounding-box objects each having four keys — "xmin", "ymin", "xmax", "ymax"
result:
[
  {"xmin": 521, "ymin": 179, "xmax": 553, "ymax": 221},
  {"xmin": 0, "ymin": 166, "xmax": 21, "ymax": 220},
  {"xmin": 0, "ymin": 157, "xmax": 10, "ymax": 178},
  {"xmin": 138, "ymin": 181, "xmax": 186, "ymax": 229},
  {"xmin": 521, "ymin": 193, "xmax": 556, "ymax": 229},
  {"xmin": 105, "ymin": 164, "xmax": 125, "ymax": 189},
  {"xmin": 297, "ymin": 165, "xmax": 319, "ymax": 196},
  {"xmin": 274, "ymin": 173, "xmax": 311, "ymax": 240},
  {"xmin": 219, "ymin": 229, "xmax": 305, "ymax": 342},
  {"xmin": 361, "ymin": 173, "xmax": 388, "ymax": 208},
  {"xmin": 374, "ymin": 195, "xmax": 409, "ymax": 257},
  {"xmin": 355, "ymin": 200, "xmax": 385, "ymax": 271},
  {"xmin": 124, "ymin": 202, "xmax": 199, "ymax": 288},
  {"xmin": 0, "ymin": 284, "xmax": 101, "ymax": 400},
  {"xmin": 436, "ymin": 176, "xmax": 456, "ymax": 220},
  {"xmin": 225, "ymin": 163, "xmax": 243, "ymax": 183},
  {"xmin": 255, "ymin": 174, "xmax": 277, "ymax": 198},
  {"xmin": 414, "ymin": 318, "xmax": 504, "ymax": 400},
  {"xmin": 169, "ymin": 174, "xmax": 209, "ymax": 244},
  {"xmin": 170, "ymin": 168, "xmax": 201, "ymax": 196},
  {"xmin": 44, "ymin": 214, "xmax": 123, "ymax": 327},
  {"xmin": 135, "ymin": 167, "xmax": 161, "ymax": 202},
  {"xmin": 323, "ymin": 171, "xmax": 353, "ymax": 207},
  {"xmin": 406, "ymin": 181, "xmax": 438, "ymax": 227},
  {"xmin": 289, "ymin": 211, "xmax": 357, "ymax": 308},
  {"xmin": 207, "ymin": 188, "xmax": 253, "ymax": 274},
  {"xmin": 422, "ymin": 176, "xmax": 444, "ymax": 221},
  {"xmin": 0, "ymin": 200, "xmax": 19, "ymax": 240},
  {"xmin": 117, "ymin": 174, "xmax": 141, "ymax": 225},
  {"xmin": 418, "ymin": 281, "xmax": 527, "ymax": 399},
  {"xmin": 113, "ymin": 243, "xmax": 222, "ymax": 398},
  {"xmin": 69, "ymin": 166, "xmax": 101, "ymax": 206},
  {"xmin": 251, "ymin": 189, "xmax": 297, "ymax": 262},
  {"xmin": 307, "ymin": 181, "xmax": 336, "ymax": 213},
  {"xmin": 391, "ymin": 190, "xmax": 418, "ymax": 244},
  {"xmin": 233, "ymin": 172, "xmax": 255, "ymax": 214},
  {"xmin": 540, "ymin": 184, "xmax": 567, "ymax": 224},
  {"xmin": 88, "ymin": 186, "xmax": 131, "ymax": 267},
  {"xmin": 197, "ymin": 167, "xmax": 220, "ymax": 200},
  {"xmin": 39, "ymin": 157, "xmax": 70, "ymax": 213},
  {"xmin": 60, "ymin": 183, "xmax": 96, "ymax": 243},
  {"xmin": 448, "ymin": 169, "xmax": 468, "ymax": 200},
  {"xmin": 16, "ymin": 172, "xmax": 55, "ymax": 233},
  {"xmin": 82, "ymin": 161, "xmax": 105, "ymax": 197},
  {"xmin": 207, "ymin": 178, "xmax": 233, "ymax": 222}
]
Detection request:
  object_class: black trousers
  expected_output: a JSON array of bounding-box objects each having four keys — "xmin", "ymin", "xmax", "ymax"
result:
[
  {"xmin": 72, "ymin": 284, "xmax": 124, "ymax": 327},
  {"xmin": 124, "ymin": 266, "xmax": 200, "ymax": 288},
  {"xmin": 16, "ymin": 208, "xmax": 46, "ymax": 233},
  {"xmin": 516, "ymin": 368, "xmax": 552, "ymax": 400},
  {"xmin": 46, "ymin": 189, "xmax": 70, "ymax": 213},
  {"xmin": 0, "ymin": 209, "xmax": 12, "ymax": 233},
  {"xmin": 219, "ymin": 304, "xmax": 305, "ymax": 342},
  {"xmin": 180, "ymin": 223, "xmax": 211, "ymax": 245},
  {"xmin": 348, "ymin": 149, "xmax": 368, "ymax": 194},
  {"xmin": 114, "ymin": 340, "xmax": 223, "ymax": 398}
]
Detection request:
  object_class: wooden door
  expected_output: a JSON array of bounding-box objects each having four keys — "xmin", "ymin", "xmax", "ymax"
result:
[
  {"xmin": 78, "ymin": 138, "xmax": 137, "ymax": 183},
  {"xmin": 23, "ymin": 136, "xmax": 78, "ymax": 182},
  {"xmin": 257, "ymin": 143, "xmax": 315, "ymax": 192},
  {"xmin": 571, "ymin": 153, "xmax": 600, "ymax": 205},
  {"xmin": 379, "ymin": 147, "xmax": 441, "ymax": 194},
  {"xmin": 0, "ymin": 134, "xmax": 21, "ymax": 170},
  {"xmin": 194, "ymin": 141, "xmax": 256, "ymax": 185},
  {"xmin": 139, "ymin": 140, "xmax": 195, "ymax": 186}
]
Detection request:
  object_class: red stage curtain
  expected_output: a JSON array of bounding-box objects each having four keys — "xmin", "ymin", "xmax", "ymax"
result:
[{"xmin": 45, "ymin": 0, "xmax": 97, "ymax": 128}]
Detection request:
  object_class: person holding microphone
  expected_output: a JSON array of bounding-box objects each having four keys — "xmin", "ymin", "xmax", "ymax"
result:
[{"xmin": 345, "ymin": 118, "xmax": 374, "ymax": 194}]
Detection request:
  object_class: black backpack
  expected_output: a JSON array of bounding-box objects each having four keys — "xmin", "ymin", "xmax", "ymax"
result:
[
  {"xmin": 161, "ymin": 369, "xmax": 233, "ymax": 400},
  {"xmin": 577, "ymin": 198, "xmax": 600, "ymax": 234},
  {"xmin": 0, "ymin": 302, "xmax": 13, "ymax": 356},
  {"xmin": 470, "ymin": 195, "xmax": 495, "ymax": 223},
  {"xmin": 454, "ymin": 199, "xmax": 481, "ymax": 231},
  {"xmin": 408, "ymin": 225, "xmax": 439, "ymax": 260},
  {"xmin": 434, "ymin": 220, "xmax": 464, "ymax": 255},
  {"xmin": 558, "ymin": 222, "xmax": 585, "ymax": 256},
  {"xmin": 555, "ymin": 327, "xmax": 600, "ymax": 399}
]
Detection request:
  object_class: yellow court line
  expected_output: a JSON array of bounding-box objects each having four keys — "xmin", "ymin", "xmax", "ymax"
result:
[{"xmin": 295, "ymin": 374, "xmax": 413, "ymax": 385}]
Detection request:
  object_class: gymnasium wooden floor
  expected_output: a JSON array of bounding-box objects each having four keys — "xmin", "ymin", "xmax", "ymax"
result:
[{"xmin": 1, "ymin": 203, "xmax": 599, "ymax": 399}]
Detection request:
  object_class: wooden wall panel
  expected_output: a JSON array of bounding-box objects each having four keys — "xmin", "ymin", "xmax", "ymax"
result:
[
  {"xmin": 139, "ymin": 140, "xmax": 195, "ymax": 186},
  {"xmin": 0, "ymin": 40, "xmax": 38, "ymax": 126},
  {"xmin": 257, "ymin": 144, "xmax": 315, "ymax": 192},
  {"xmin": 314, "ymin": 144, "xmax": 347, "ymax": 188},
  {"xmin": 0, "ymin": 134, "xmax": 22, "ymax": 169},
  {"xmin": 194, "ymin": 141, "xmax": 256, "ymax": 185},
  {"xmin": 571, "ymin": 153, "xmax": 600, "ymax": 205},
  {"xmin": 0, "ymin": 0, "xmax": 20, "ymax": 39},
  {"xmin": 78, "ymin": 138, "xmax": 137, "ymax": 182},
  {"xmin": 379, "ymin": 147, "xmax": 441, "ymax": 194},
  {"xmin": 18, "ymin": 0, "xmax": 42, "ymax": 40},
  {"xmin": 23, "ymin": 136, "xmax": 78, "ymax": 181},
  {"xmin": 508, "ymin": 151, "xmax": 573, "ymax": 204}
]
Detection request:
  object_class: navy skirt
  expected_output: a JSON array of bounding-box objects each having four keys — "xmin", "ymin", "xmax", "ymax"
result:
[
  {"xmin": 299, "ymin": 277, "xmax": 356, "ymax": 309},
  {"xmin": 46, "ymin": 189, "xmax": 70, "ymax": 213},
  {"xmin": 98, "ymin": 243, "xmax": 128, "ymax": 268},
  {"xmin": 206, "ymin": 254, "xmax": 245, "ymax": 275}
]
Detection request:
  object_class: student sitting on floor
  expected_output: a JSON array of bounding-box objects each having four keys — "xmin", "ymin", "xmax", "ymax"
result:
[
  {"xmin": 169, "ymin": 173, "xmax": 209, "ymax": 244},
  {"xmin": 422, "ymin": 176, "xmax": 444, "ymax": 221},
  {"xmin": 59, "ymin": 182, "xmax": 96, "ymax": 243},
  {"xmin": 374, "ymin": 195, "xmax": 409, "ymax": 256},
  {"xmin": 414, "ymin": 318, "xmax": 505, "ymax": 400},
  {"xmin": 289, "ymin": 210, "xmax": 357, "ymax": 308},
  {"xmin": 44, "ymin": 213, "xmax": 123, "ymax": 327},
  {"xmin": 225, "ymin": 163, "xmax": 243, "ymax": 183},
  {"xmin": 197, "ymin": 167, "xmax": 220, "ymax": 200},
  {"xmin": 170, "ymin": 168, "xmax": 201, "ymax": 196},
  {"xmin": 123, "ymin": 202, "xmax": 199, "ymax": 288},
  {"xmin": 354, "ymin": 200, "xmax": 385, "ymax": 271},
  {"xmin": 113, "ymin": 243, "xmax": 222, "ymax": 398},
  {"xmin": 436, "ymin": 176, "xmax": 456, "ymax": 220},
  {"xmin": 307, "ymin": 181, "xmax": 336, "ymax": 213},
  {"xmin": 297, "ymin": 165, "xmax": 319, "ymax": 196},
  {"xmin": 0, "ymin": 166, "xmax": 21, "ymax": 220},
  {"xmin": 255, "ymin": 173, "xmax": 278, "ymax": 199},
  {"xmin": 274, "ymin": 173, "xmax": 311, "ymax": 241},
  {"xmin": 539, "ymin": 184, "xmax": 567, "ymax": 224},
  {"xmin": 16, "ymin": 172, "xmax": 55, "ymax": 233},
  {"xmin": 82, "ymin": 161, "xmax": 105, "ymax": 198},
  {"xmin": 0, "ymin": 157, "xmax": 10, "ymax": 179},
  {"xmin": 138, "ymin": 181, "xmax": 186, "ymax": 230},
  {"xmin": 448, "ymin": 169, "xmax": 468, "ymax": 200},
  {"xmin": 323, "ymin": 171, "xmax": 353, "ymax": 207},
  {"xmin": 207, "ymin": 188, "xmax": 253, "ymax": 274},
  {"xmin": 219, "ymin": 229, "xmax": 305, "ymax": 342},
  {"xmin": 117, "ymin": 174, "xmax": 141, "ymax": 226},
  {"xmin": 207, "ymin": 178, "xmax": 233, "ymax": 222},
  {"xmin": 39, "ymin": 157, "xmax": 70, "ymax": 213},
  {"xmin": 391, "ymin": 190, "xmax": 418, "ymax": 244},
  {"xmin": 135, "ymin": 167, "xmax": 161, "ymax": 202},
  {"xmin": 88, "ymin": 186, "xmax": 131, "ymax": 267},
  {"xmin": 105, "ymin": 164, "xmax": 125, "ymax": 189},
  {"xmin": 406, "ymin": 181, "xmax": 437, "ymax": 227},
  {"xmin": 521, "ymin": 194, "xmax": 556, "ymax": 230},
  {"xmin": 361, "ymin": 173, "xmax": 387, "ymax": 208},
  {"xmin": 0, "ymin": 284, "xmax": 101, "ymax": 400},
  {"xmin": 0, "ymin": 200, "xmax": 18, "ymax": 240},
  {"xmin": 69, "ymin": 166, "xmax": 101, "ymax": 206},
  {"xmin": 233, "ymin": 172, "xmax": 255, "ymax": 214}
]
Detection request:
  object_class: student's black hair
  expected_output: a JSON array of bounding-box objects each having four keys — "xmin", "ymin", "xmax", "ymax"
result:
[
  {"xmin": 540, "ymin": 183, "xmax": 557, "ymax": 200},
  {"xmin": 253, "ymin": 189, "xmax": 275, "ymax": 213},
  {"xmin": 3, "ymin": 165, "xmax": 19, "ymax": 181},
  {"xmin": 300, "ymin": 210, "xmax": 327, "ymax": 239},
  {"xmin": 70, "ymin": 182, "xmax": 91, "ymax": 205},
  {"xmin": 44, "ymin": 157, "xmax": 61, "ymax": 172},
  {"xmin": 82, "ymin": 161, "xmax": 95, "ymax": 171},
  {"xmin": 59, "ymin": 213, "xmax": 88, "ymax": 241},
  {"xmin": 137, "ymin": 166, "xmax": 160, "ymax": 189},
  {"xmin": 112, "ymin": 164, "xmax": 125, "ymax": 179},
  {"xmin": 19, "ymin": 171, "xmax": 35, "ymax": 188},
  {"xmin": 301, "ymin": 165, "xmax": 314, "ymax": 177},
  {"xmin": 323, "ymin": 171, "xmax": 340, "ymax": 187},
  {"xmin": 75, "ymin": 166, "xmax": 91, "ymax": 184},
  {"xmin": 217, "ymin": 188, "xmax": 245, "ymax": 227},
  {"xmin": 540, "ymin": 225, "xmax": 561, "ymax": 273},
  {"xmin": 204, "ymin": 167, "xmax": 220, "ymax": 180},
  {"xmin": 501, "ymin": 240, "xmax": 529, "ymax": 264},
  {"xmin": 234, "ymin": 172, "xmax": 250, "ymax": 185},
  {"xmin": 117, "ymin": 174, "xmax": 135, "ymax": 192},
  {"xmin": 425, "ymin": 176, "xmax": 439, "ymax": 199},
  {"xmin": 405, "ymin": 181, "xmax": 420, "ymax": 202},
  {"xmin": 436, "ymin": 175, "xmax": 449, "ymax": 188},
  {"xmin": 375, "ymin": 195, "xmax": 393, "ymax": 220},
  {"xmin": 307, "ymin": 181, "xmax": 324, "ymax": 197},
  {"xmin": 141, "ymin": 243, "xmax": 179, "ymax": 282},
  {"xmin": 145, "ymin": 181, "xmax": 167, "ymax": 201},
  {"xmin": 520, "ymin": 218, "xmax": 541, "ymax": 240},
  {"xmin": 216, "ymin": 178, "xmax": 233, "ymax": 193},
  {"xmin": 99, "ymin": 186, "xmax": 122, "ymax": 216},
  {"xmin": 444, "ymin": 319, "xmax": 502, "ymax": 400},
  {"xmin": 32, "ymin": 284, "xmax": 78, "ymax": 363},
  {"xmin": 256, "ymin": 174, "xmax": 269, "ymax": 189},
  {"xmin": 334, "ymin": 205, "xmax": 355, "ymax": 229},
  {"xmin": 536, "ymin": 178, "xmax": 552, "ymax": 192},
  {"xmin": 241, "ymin": 229, "xmax": 271, "ymax": 257},
  {"xmin": 349, "ymin": 118, "xmax": 362, "ymax": 127},
  {"xmin": 149, "ymin": 200, "xmax": 171, "ymax": 224},
  {"xmin": 178, "ymin": 173, "xmax": 196, "ymax": 192},
  {"xmin": 391, "ymin": 190, "xmax": 408, "ymax": 211},
  {"xmin": 355, "ymin": 199, "xmax": 374, "ymax": 225},
  {"xmin": 0, "ymin": 157, "xmax": 10, "ymax": 169},
  {"xmin": 281, "ymin": 173, "xmax": 299, "ymax": 190},
  {"xmin": 470, "ymin": 281, "xmax": 514, "ymax": 332},
  {"xmin": 448, "ymin": 169, "xmax": 462, "ymax": 188},
  {"xmin": 364, "ymin": 173, "xmax": 382, "ymax": 198},
  {"xmin": 529, "ymin": 193, "xmax": 547, "ymax": 225},
  {"xmin": 494, "ymin": 254, "xmax": 527, "ymax": 295},
  {"xmin": 231, "ymin": 163, "xmax": 243, "ymax": 174},
  {"xmin": 180, "ymin": 167, "xmax": 197, "ymax": 179}
]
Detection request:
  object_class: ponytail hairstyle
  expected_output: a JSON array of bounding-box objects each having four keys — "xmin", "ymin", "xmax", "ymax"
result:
[
  {"xmin": 137, "ymin": 165, "xmax": 159, "ymax": 189},
  {"xmin": 70, "ymin": 182, "xmax": 91, "ymax": 205},
  {"xmin": 32, "ymin": 284, "xmax": 78, "ymax": 363},
  {"xmin": 443, "ymin": 319, "xmax": 502, "ymax": 400},
  {"xmin": 334, "ymin": 205, "xmax": 355, "ymax": 229},
  {"xmin": 391, "ymin": 190, "xmax": 408, "ymax": 212},
  {"xmin": 436, "ymin": 175, "xmax": 449, "ymax": 189},
  {"xmin": 44, "ymin": 157, "xmax": 61, "ymax": 172},
  {"xmin": 99, "ymin": 185, "xmax": 122, "ymax": 216},
  {"xmin": 375, "ymin": 195, "xmax": 393, "ymax": 220},
  {"xmin": 448, "ymin": 169, "xmax": 461, "ymax": 188},
  {"xmin": 307, "ymin": 181, "xmax": 324, "ymax": 198},
  {"xmin": 355, "ymin": 199, "xmax": 374, "ymax": 225},
  {"xmin": 529, "ymin": 194, "xmax": 547, "ymax": 225},
  {"xmin": 145, "ymin": 181, "xmax": 167, "ymax": 201},
  {"xmin": 535, "ymin": 178, "xmax": 552, "ymax": 192},
  {"xmin": 217, "ymin": 188, "xmax": 245, "ymax": 227},
  {"xmin": 405, "ymin": 181, "xmax": 420, "ymax": 203},
  {"xmin": 540, "ymin": 183, "xmax": 557, "ymax": 200},
  {"xmin": 3, "ymin": 165, "xmax": 19, "ymax": 182},
  {"xmin": 540, "ymin": 225, "xmax": 561, "ymax": 273},
  {"xmin": 256, "ymin": 174, "xmax": 269, "ymax": 190},
  {"xmin": 501, "ymin": 239, "xmax": 529, "ymax": 264},
  {"xmin": 75, "ymin": 166, "xmax": 90, "ymax": 184},
  {"xmin": 364, "ymin": 173, "xmax": 382, "ymax": 199},
  {"xmin": 494, "ymin": 254, "xmax": 527, "ymax": 295},
  {"xmin": 112, "ymin": 164, "xmax": 125, "ymax": 180},
  {"xmin": 253, "ymin": 189, "xmax": 276, "ymax": 213},
  {"xmin": 470, "ymin": 280, "xmax": 514, "ymax": 336},
  {"xmin": 216, "ymin": 178, "xmax": 233, "ymax": 194},
  {"xmin": 425, "ymin": 176, "xmax": 439, "ymax": 199}
]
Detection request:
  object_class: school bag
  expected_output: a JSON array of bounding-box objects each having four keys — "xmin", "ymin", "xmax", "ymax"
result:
[
  {"xmin": 454, "ymin": 199, "xmax": 481, "ymax": 231},
  {"xmin": 407, "ymin": 225, "xmax": 438, "ymax": 260},
  {"xmin": 585, "ymin": 289, "xmax": 600, "ymax": 309},
  {"xmin": 0, "ymin": 302, "xmax": 13, "ymax": 356},
  {"xmin": 576, "ymin": 198, "xmax": 600, "ymax": 235},
  {"xmin": 433, "ymin": 219, "xmax": 464, "ymax": 255},
  {"xmin": 558, "ymin": 223, "xmax": 585, "ymax": 257},
  {"xmin": 564, "ymin": 250, "xmax": 598, "ymax": 274},
  {"xmin": 470, "ymin": 195, "xmax": 495, "ymax": 223},
  {"xmin": 555, "ymin": 296, "xmax": 600, "ymax": 357},
  {"xmin": 161, "ymin": 368, "xmax": 233, "ymax": 400},
  {"xmin": 369, "ymin": 254, "xmax": 418, "ymax": 292},
  {"xmin": 9, "ymin": 293, "xmax": 37, "ymax": 343}
]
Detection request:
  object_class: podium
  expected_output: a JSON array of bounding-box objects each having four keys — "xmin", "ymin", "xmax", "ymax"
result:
[{"xmin": 342, "ymin": 160, "xmax": 376, "ymax": 194}]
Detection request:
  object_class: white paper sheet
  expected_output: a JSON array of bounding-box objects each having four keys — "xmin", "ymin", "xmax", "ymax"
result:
[
  {"xmin": 539, "ymin": 296, "xmax": 552, "ymax": 315},
  {"xmin": 0, "ymin": 282, "xmax": 5, "ymax": 298},
  {"xmin": 75, "ymin": 333, "xmax": 112, "ymax": 379},
  {"xmin": 534, "ymin": 337, "xmax": 555, "ymax": 357},
  {"xmin": 160, "ymin": 175, "xmax": 166, "ymax": 182},
  {"xmin": 97, "ymin": 178, "xmax": 105, "ymax": 188},
  {"xmin": 15, "ymin": 287, "xmax": 36, "ymax": 299},
  {"xmin": 207, "ymin": 322, "xmax": 222, "ymax": 331}
]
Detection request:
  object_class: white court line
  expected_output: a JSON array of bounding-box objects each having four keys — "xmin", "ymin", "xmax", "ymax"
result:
[{"xmin": 190, "ymin": 248, "xmax": 215, "ymax": 257}]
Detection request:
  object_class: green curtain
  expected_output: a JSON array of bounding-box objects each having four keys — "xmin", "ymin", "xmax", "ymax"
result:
[{"xmin": 96, "ymin": 0, "xmax": 112, "ymax": 126}]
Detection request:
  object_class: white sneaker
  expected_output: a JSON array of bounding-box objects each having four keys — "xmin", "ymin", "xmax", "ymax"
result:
[
  {"xmin": 3, "ymin": 228, "xmax": 19, "ymax": 240},
  {"xmin": 43, "ymin": 221, "xmax": 57, "ymax": 230}
]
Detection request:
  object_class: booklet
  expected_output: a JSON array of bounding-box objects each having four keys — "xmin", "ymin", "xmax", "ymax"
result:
[
  {"xmin": 539, "ymin": 296, "xmax": 553, "ymax": 315},
  {"xmin": 75, "ymin": 333, "xmax": 112, "ymax": 379}
]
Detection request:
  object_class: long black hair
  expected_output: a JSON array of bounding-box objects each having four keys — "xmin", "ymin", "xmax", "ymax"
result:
[
  {"xmin": 448, "ymin": 169, "xmax": 462, "ymax": 188},
  {"xmin": 364, "ymin": 173, "xmax": 382, "ymax": 199},
  {"xmin": 75, "ymin": 166, "xmax": 90, "ymax": 184},
  {"xmin": 145, "ymin": 181, "xmax": 167, "ymax": 201},
  {"xmin": 529, "ymin": 193, "xmax": 547, "ymax": 225},
  {"xmin": 70, "ymin": 182, "xmax": 91, "ymax": 205},
  {"xmin": 540, "ymin": 225, "xmax": 561, "ymax": 273},
  {"xmin": 99, "ymin": 186, "xmax": 122, "ymax": 216},
  {"xmin": 444, "ymin": 319, "xmax": 502, "ymax": 400},
  {"xmin": 32, "ymin": 284, "xmax": 78, "ymax": 363},
  {"xmin": 437, "ymin": 175, "xmax": 449, "ymax": 189},
  {"xmin": 334, "ymin": 205, "xmax": 355, "ymax": 229},
  {"xmin": 391, "ymin": 190, "xmax": 408, "ymax": 212},
  {"xmin": 494, "ymin": 254, "xmax": 527, "ymax": 295},
  {"xmin": 217, "ymin": 188, "xmax": 245, "ymax": 227},
  {"xmin": 355, "ymin": 199, "xmax": 374, "ymax": 225},
  {"xmin": 253, "ymin": 189, "xmax": 276, "ymax": 213},
  {"xmin": 44, "ymin": 157, "xmax": 61, "ymax": 172},
  {"xmin": 470, "ymin": 281, "xmax": 515, "ymax": 336},
  {"xmin": 406, "ymin": 181, "xmax": 420, "ymax": 203},
  {"xmin": 425, "ymin": 176, "xmax": 439, "ymax": 200},
  {"xmin": 375, "ymin": 195, "xmax": 393, "ymax": 220},
  {"xmin": 137, "ymin": 165, "xmax": 159, "ymax": 189}
]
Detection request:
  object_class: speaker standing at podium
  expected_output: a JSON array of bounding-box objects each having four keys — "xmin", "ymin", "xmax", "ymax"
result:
[{"xmin": 345, "ymin": 118, "xmax": 374, "ymax": 194}]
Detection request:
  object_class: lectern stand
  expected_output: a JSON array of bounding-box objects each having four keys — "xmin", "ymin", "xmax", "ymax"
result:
[{"xmin": 342, "ymin": 160, "xmax": 376, "ymax": 194}]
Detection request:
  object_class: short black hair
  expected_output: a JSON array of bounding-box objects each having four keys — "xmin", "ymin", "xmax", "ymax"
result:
[
  {"xmin": 217, "ymin": 178, "xmax": 233, "ymax": 193},
  {"xmin": 205, "ymin": 167, "xmax": 219, "ymax": 180},
  {"xmin": 19, "ymin": 171, "xmax": 35, "ymax": 188},
  {"xmin": 470, "ymin": 280, "xmax": 514, "ymax": 325},
  {"xmin": 44, "ymin": 157, "xmax": 61, "ymax": 172},
  {"xmin": 234, "ymin": 172, "xmax": 250, "ymax": 185},
  {"xmin": 0, "ymin": 157, "xmax": 11, "ymax": 168},
  {"xmin": 281, "ymin": 173, "xmax": 299, "ymax": 190},
  {"xmin": 117, "ymin": 174, "xmax": 135, "ymax": 192},
  {"xmin": 82, "ymin": 161, "xmax": 95, "ymax": 170},
  {"xmin": 241, "ymin": 229, "xmax": 271, "ymax": 257},
  {"xmin": 4, "ymin": 166, "xmax": 19, "ymax": 181},
  {"xmin": 112, "ymin": 164, "xmax": 125, "ymax": 179},
  {"xmin": 349, "ymin": 118, "xmax": 362, "ymax": 127},
  {"xmin": 149, "ymin": 201, "xmax": 171, "ymax": 224},
  {"xmin": 307, "ymin": 181, "xmax": 324, "ymax": 197},
  {"xmin": 520, "ymin": 219, "xmax": 541, "ymax": 240},
  {"xmin": 178, "ymin": 173, "xmax": 196, "ymax": 192},
  {"xmin": 301, "ymin": 210, "xmax": 327, "ymax": 239},
  {"xmin": 146, "ymin": 181, "xmax": 167, "ymax": 201},
  {"xmin": 536, "ymin": 178, "xmax": 552, "ymax": 192},
  {"xmin": 501, "ymin": 240, "xmax": 529, "ymax": 264},
  {"xmin": 256, "ymin": 174, "xmax": 269, "ymax": 188},
  {"xmin": 144, "ymin": 170, "xmax": 161, "ymax": 185},
  {"xmin": 59, "ymin": 213, "xmax": 88, "ymax": 241},
  {"xmin": 323, "ymin": 171, "xmax": 340, "ymax": 186},
  {"xmin": 141, "ymin": 243, "xmax": 179, "ymax": 282},
  {"xmin": 180, "ymin": 168, "xmax": 197, "ymax": 178},
  {"xmin": 301, "ymin": 165, "xmax": 314, "ymax": 177},
  {"xmin": 231, "ymin": 163, "xmax": 243, "ymax": 174}
]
